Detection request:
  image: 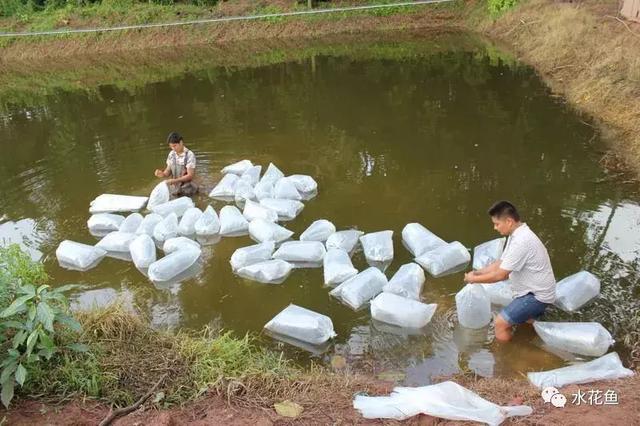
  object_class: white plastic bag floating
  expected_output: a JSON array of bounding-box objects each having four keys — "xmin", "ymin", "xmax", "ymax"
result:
[
  {"xmin": 219, "ymin": 206, "xmax": 249, "ymax": 236},
  {"xmin": 326, "ymin": 230, "xmax": 363, "ymax": 254},
  {"xmin": 236, "ymin": 259, "xmax": 293, "ymax": 284},
  {"xmin": 254, "ymin": 181, "xmax": 274, "ymax": 201},
  {"xmin": 259, "ymin": 163, "xmax": 284, "ymax": 185},
  {"xmin": 248, "ymin": 219, "xmax": 293, "ymax": 244},
  {"xmin": 534, "ymin": 321, "xmax": 614, "ymax": 357},
  {"xmin": 129, "ymin": 234, "xmax": 156, "ymax": 269},
  {"xmin": 528, "ymin": 352, "xmax": 634, "ymax": 389},
  {"xmin": 243, "ymin": 199, "xmax": 278, "ymax": 223},
  {"xmin": 401, "ymin": 223, "xmax": 447, "ymax": 257},
  {"xmin": 330, "ymin": 267, "xmax": 387, "ymax": 310},
  {"xmin": 89, "ymin": 194, "xmax": 148, "ymax": 214},
  {"xmin": 360, "ymin": 230, "xmax": 394, "ymax": 264},
  {"xmin": 273, "ymin": 177, "xmax": 302, "ymax": 200},
  {"xmin": 147, "ymin": 181, "xmax": 170, "ymax": 210},
  {"xmin": 264, "ymin": 304, "xmax": 337, "ymax": 345},
  {"xmin": 148, "ymin": 246, "xmax": 201, "ymax": 282},
  {"xmin": 209, "ymin": 173, "xmax": 239, "ymax": 199},
  {"xmin": 455, "ymin": 284, "xmax": 491, "ymax": 329},
  {"xmin": 415, "ymin": 241, "xmax": 470, "ymax": 278},
  {"xmin": 163, "ymin": 236, "xmax": 201, "ymax": 254},
  {"xmin": 480, "ymin": 281, "xmax": 514, "ymax": 306},
  {"xmin": 150, "ymin": 196, "xmax": 194, "ymax": 218},
  {"xmin": 56, "ymin": 240, "xmax": 107, "ymax": 271},
  {"xmin": 323, "ymin": 249, "xmax": 358, "ymax": 286},
  {"xmin": 234, "ymin": 179, "xmax": 256, "ymax": 206},
  {"xmin": 230, "ymin": 242, "xmax": 276, "ymax": 271},
  {"xmin": 87, "ymin": 213, "xmax": 124, "ymax": 233},
  {"xmin": 96, "ymin": 231, "xmax": 137, "ymax": 252},
  {"xmin": 119, "ymin": 213, "xmax": 144, "ymax": 233},
  {"xmin": 353, "ymin": 381, "xmax": 532, "ymax": 424},
  {"xmin": 240, "ymin": 165, "xmax": 262, "ymax": 186},
  {"xmin": 153, "ymin": 213, "xmax": 179, "ymax": 243},
  {"xmin": 555, "ymin": 270, "xmax": 601, "ymax": 312},
  {"xmin": 371, "ymin": 292, "xmax": 437, "ymax": 328},
  {"xmin": 135, "ymin": 213, "xmax": 163, "ymax": 236},
  {"xmin": 221, "ymin": 159, "xmax": 253, "ymax": 175},
  {"xmin": 383, "ymin": 263, "xmax": 425, "ymax": 300},
  {"xmin": 194, "ymin": 206, "xmax": 220, "ymax": 236},
  {"xmin": 287, "ymin": 174, "xmax": 318, "ymax": 194},
  {"xmin": 178, "ymin": 207, "xmax": 203, "ymax": 236},
  {"xmin": 259, "ymin": 198, "xmax": 304, "ymax": 221},
  {"xmin": 273, "ymin": 241, "xmax": 326, "ymax": 264},
  {"xmin": 473, "ymin": 237, "xmax": 506, "ymax": 270},
  {"xmin": 300, "ymin": 219, "xmax": 336, "ymax": 242}
]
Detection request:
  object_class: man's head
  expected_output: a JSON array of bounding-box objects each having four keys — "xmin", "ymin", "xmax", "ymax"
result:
[
  {"xmin": 488, "ymin": 200, "xmax": 521, "ymax": 236},
  {"xmin": 167, "ymin": 132, "xmax": 184, "ymax": 154}
]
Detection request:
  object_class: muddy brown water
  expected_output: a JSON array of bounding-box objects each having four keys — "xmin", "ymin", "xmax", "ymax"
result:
[{"xmin": 1, "ymin": 34, "xmax": 638, "ymax": 384}]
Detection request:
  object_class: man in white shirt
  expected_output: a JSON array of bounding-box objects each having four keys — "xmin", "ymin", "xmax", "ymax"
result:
[
  {"xmin": 464, "ymin": 201, "xmax": 556, "ymax": 342},
  {"xmin": 154, "ymin": 132, "xmax": 198, "ymax": 196}
]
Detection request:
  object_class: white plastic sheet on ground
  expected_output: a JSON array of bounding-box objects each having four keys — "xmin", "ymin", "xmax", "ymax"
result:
[
  {"xmin": 230, "ymin": 242, "xmax": 276, "ymax": 272},
  {"xmin": 240, "ymin": 165, "xmax": 262, "ymax": 186},
  {"xmin": 153, "ymin": 213, "xmax": 179, "ymax": 243},
  {"xmin": 555, "ymin": 270, "xmax": 601, "ymax": 312},
  {"xmin": 455, "ymin": 284, "xmax": 491, "ymax": 329},
  {"xmin": 234, "ymin": 179, "xmax": 256, "ymax": 206},
  {"xmin": 209, "ymin": 173, "xmax": 239, "ymax": 199},
  {"xmin": 329, "ymin": 267, "xmax": 387, "ymax": 310},
  {"xmin": 287, "ymin": 174, "xmax": 318, "ymax": 194},
  {"xmin": 473, "ymin": 237, "xmax": 506, "ymax": 270},
  {"xmin": 150, "ymin": 197, "xmax": 194, "ymax": 218},
  {"xmin": 371, "ymin": 292, "xmax": 437, "ymax": 329},
  {"xmin": 219, "ymin": 206, "xmax": 249, "ymax": 236},
  {"xmin": 383, "ymin": 263, "xmax": 425, "ymax": 300},
  {"xmin": 119, "ymin": 213, "xmax": 144, "ymax": 233},
  {"xmin": 480, "ymin": 281, "xmax": 514, "ymax": 306},
  {"xmin": 148, "ymin": 181, "xmax": 170, "ymax": 210},
  {"xmin": 528, "ymin": 352, "xmax": 634, "ymax": 389},
  {"xmin": 273, "ymin": 177, "xmax": 302, "ymax": 200},
  {"xmin": 260, "ymin": 163, "xmax": 285, "ymax": 186},
  {"xmin": 194, "ymin": 206, "xmax": 220, "ymax": 236},
  {"xmin": 323, "ymin": 249, "xmax": 358, "ymax": 286},
  {"xmin": 325, "ymin": 230, "xmax": 363, "ymax": 254},
  {"xmin": 415, "ymin": 241, "xmax": 470, "ymax": 277},
  {"xmin": 222, "ymin": 159, "xmax": 253, "ymax": 175},
  {"xmin": 89, "ymin": 194, "xmax": 148, "ymax": 214},
  {"xmin": 96, "ymin": 231, "xmax": 137, "ymax": 252},
  {"xmin": 87, "ymin": 213, "xmax": 125, "ymax": 233},
  {"xmin": 254, "ymin": 181, "xmax": 274, "ymax": 201},
  {"xmin": 248, "ymin": 219, "xmax": 293, "ymax": 244},
  {"xmin": 273, "ymin": 241, "xmax": 326, "ymax": 264},
  {"xmin": 259, "ymin": 198, "xmax": 304, "ymax": 221},
  {"xmin": 163, "ymin": 236, "xmax": 201, "ymax": 254},
  {"xmin": 129, "ymin": 234, "xmax": 157, "ymax": 269},
  {"xmin": 300, "ymin": 219, "xmax": 336, "ymax": 242},
  {"xmin": 178, "ymin": 207, "xmax": 203, "ymax": 236},
  {"xmin": 236, "ymin": 259, "xmax": 293, "ymax": 284},
  {"xmin": 401, "ymin": 223, "xmax": 447, "ymax": 257},
  {"xmin": 264, "ymin": 304, "xmax": 337, "ymax": 345},
  {"xmin": 56, "ymin": 240, "xmax": 107, "ymax": 271},
  {"xmin": 353, "ymin": 381, "xmax": 533, "ymax": 424},
  {"xmin": 243, "ymin": 199, "xmax": 279, "ymax": 223},
  {"xmin": 135, "ymin": 213, "xmax": 163, "ymax": 236},
  {"xmin": 148, "ymin": 246, "xmax": 201, "ymax": 282},
  {"xmin": 360, "ymin": 230, "xmax": 394, "ymax": 263},
  {"xmin": 533, "ymin": 321, "xmax": 615, "ymax": 357}
]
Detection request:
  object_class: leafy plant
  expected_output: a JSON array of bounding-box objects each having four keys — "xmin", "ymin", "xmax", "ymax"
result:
[{"xmin": 487, "ymin": 0, "xmax": 517, "ymax": 17}]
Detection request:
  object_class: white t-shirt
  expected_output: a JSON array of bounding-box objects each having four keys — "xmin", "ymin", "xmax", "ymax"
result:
[{"xmin": 500, "ymin": 223, "xmax": 556, "ymax": 303}]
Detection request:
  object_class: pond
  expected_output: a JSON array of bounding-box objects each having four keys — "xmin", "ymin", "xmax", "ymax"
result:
[{"xmin": 1, "ymin": 33, "xmax": 638, "ymax": 384}]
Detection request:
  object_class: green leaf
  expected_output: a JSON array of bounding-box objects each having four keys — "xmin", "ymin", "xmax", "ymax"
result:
[
  {"xmin": 57, "ymin": 315, "xmax": 82, "ymax": 333},
  {"xmin": 36, "ymin": 284, "xmax": 50, "ymax": 295},
  {"xmin": 2, "ymin": 321, "xmax": 26, "ymax": 330},
  {"xmin": 7, "ymin": 349, "xmax": 19, "ymax": 358},
  {"xmin": 17, "ymin": 285, "xmax": 36, "ymax": 296},
  {"xmin": 15, "ymin": 365, "xmax": 26, "ymax": 387},
  {"xmin": 26, "ymin": 329, "xmax": 38, "ymax": 357},
  {"xmin": 12, "ymin": 330, "xmax": 27, "ymax": 349},
  {"xmin": 0, "ymin": 363, "xmax": 17, "ymax": 384},
  {"xmin": 0, "ymin": 294, "xmax": 34, "ymax": 318},
  {"xmin": 52, "ymin": 284, "xmax": 79, "ymax": 294},
  {"xmin": 67, "ymin": 343, "xmax": 89, "ymax": 353},
  {"xmin": 28, "ymin": 305, "xmax": 36, "ymax": 322},
  {"xmin": 36, "ymin": 302, "xmax": 54, "ymax": 332},
  {"xmin": 38, "ymin": 347, "xmax": 55, "ymax": 360},
  {"xmin": 1, "ymin": 379, "xmax": 14, "ymax": 408}
]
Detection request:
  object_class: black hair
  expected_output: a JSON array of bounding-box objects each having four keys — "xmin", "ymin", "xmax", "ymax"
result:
[
  {"xmin": 488, "ymin": 200, "xmax": 521, "ymax": 222},
  {"xmin": 166, "ymin": 132, "xmax": 183, "ymax": 145}
]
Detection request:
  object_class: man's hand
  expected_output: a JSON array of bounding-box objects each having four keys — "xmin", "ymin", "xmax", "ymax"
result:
[
  {"xmin": 154, "ymin": 169, "xmax": 165, "ymax": 178},
  {"xmin": 463, "ymin": 272, "xmax": 476, "ymax": 283},
  {"xmin": 166, "ymin": 178, "xmax": 176, "ymax": 185}
]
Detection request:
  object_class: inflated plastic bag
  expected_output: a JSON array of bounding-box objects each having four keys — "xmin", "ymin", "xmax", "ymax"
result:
[
  {"xmin": 254, "ymin": 181, "xmax": 274, "ymax": 201},
  {"xmin": 353, "ymin": 381, "xmax": 532, "ymax": 424},
  {"xmin": 455, "ymin": 284, "xmax": 491, "ymax": 329},
  {"xmin": 230, "ymin": 242, "xmax": 276, "ymax": 272},
  {"xmin": 236, "ymin": 259, "xmax": 293, "ymax": 284},
  {"xmin": 323, "ymin": 249, "xmax": 358, "ymax": 286},
  {"xmin": 264, "ymin": 304, "xmax": 337, "ymax": 345},
  {"xmin": 259, "ymin": 198, "xmax": 304, "ymax": 221},
  {"xmin": 129, "ymin": 234, "xmax": 156, "ymax": 269},
  {"xmin": 480, "ymin": 281, "xmax": 514, "ymax": 306},
  {"xmin": 300, "ymin": 219, "xmax": 336, "ymax": 242},
  {"xmin": 56, "ymin": 240, "xmax": 107, "ymax": 271},
  {"xmin": 96, "ymin": 231, "xmax": 137, "ymax": 252},
  {"xmin": 360, "ymin": 231, "xmax": 394, "ymax": 264},
  {"xmin": 473, "ymin": 237, "xmax": 506, "ymax": 270},
  {"xmin": 326, "ymin": 230, "xmax": 363, "ymax": 254},
  {"xmin": 150, "ymin": 197, "xmax": 194, "ymax": 218},
  {"xmin": 89, "ymin": 194, "xmax": 148, "ymax": 214},
  {"xmin": 234, "ymin": 179, "xmax": 256, "ymax": 206},
  {"xmin": 240, "ymin": 165, "xmax": 262, "ymax": 186},
  {"xmin": 273, "ymin": 241, "xmax": 326, "ymax": 264},
  {"xmin": 148, "ymin": 181, "xmax": 170, "ymax": 210},
  {"xmin": 153, "ymin": 213, "xmax": 179, "ymax": 243},
  {"xmin": 87, "ymin": 213, "xmax": 125, "ymax": 233},
  {"xmin": 273, "ymin": 177, "xmax": 302, "ymax": 200},
  {"xmin": 528, "ymin": 352, "xmax": 634, "ymax": 389},
  {"xmin": 248, "ymin": 219, "xmax": 293, "ymax": 244},
  {"xmin": 178, "ymin": 207, "xmax": 203, "ymax": 236},
  {"xmin": 209, "ymin": 173, "xmax": 239, "ymax": 199},
  {"xmin": 163, "ymin": 236, "xmax": 201, "ymax": 254},
  {"xmin": 194, "ymin": 206, "xmax": 220, "ymax": 236},
  {"xmin": 329, "ymin": 267, "xmax": 387, "ymax": 310},
  {"xmin": 401, "ymin": 223, "xmax": 447, "ymax": 257},
  {"xmin": 534, "ymin": 321, "xmax": 614, "ymax": 357},
  {"xmin": 219, "ymin": 206, "xmax": 249, "ymax": 236},
  {"xmin": 135, "ymin": 213, "xmax": 163, "ymax": 236},
  {"xmin": 222, "ymin": 159, "xmax": 253, "ymax": 175},
  {"xmin": 371, "ymin": 292, "xmax": 437, "ymax": 328},
  {"xmin": 415, "ymin": 241, "xmax": 470, "ymax": 277},
  {"xmin": 555, "ymin": 271, "xmax": 601, "ymax": 312},
  {"xmin": 383, "ymin": 263, "xmax": 425, "ymax": 300},
  {"xmin": 287, "ymin": 174, "xmax": 318, "ymax": 194},
  {"xmin": 148, "ymin": 246, "xmax": 201, "ymax": 282},
  {"xmin": 119, "ymin": 213, "xmax": 144, "ymax": 233},
  {"xmin": 260, "ymin": 163, "xmax": 284, "ymax": 185},
  {"xmin": 243, "ymin": 199, "xmax": 278, "ymax": 223}
]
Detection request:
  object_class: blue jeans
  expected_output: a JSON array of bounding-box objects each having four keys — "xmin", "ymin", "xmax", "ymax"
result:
[{"xmin": 500, "ymin": 292, "xmax": 549, "ymax": 325}]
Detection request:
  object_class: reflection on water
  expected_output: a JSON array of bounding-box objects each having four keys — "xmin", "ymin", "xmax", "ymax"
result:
[{"xmin": 0, "ymin": 34, "xmax": 639, "ymax": 380}]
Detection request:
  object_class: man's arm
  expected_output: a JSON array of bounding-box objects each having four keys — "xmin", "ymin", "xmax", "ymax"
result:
[
  {"xmin": 464, "ymin": 260, "xmax": 510, "ymax": 284},
  {"xmin": 167, "ymin": 167, "xmax": 194, "ymax": 184},
  {"xmin": 154, "ymin": 165, "xmax": 171, "ymax": 178}
]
